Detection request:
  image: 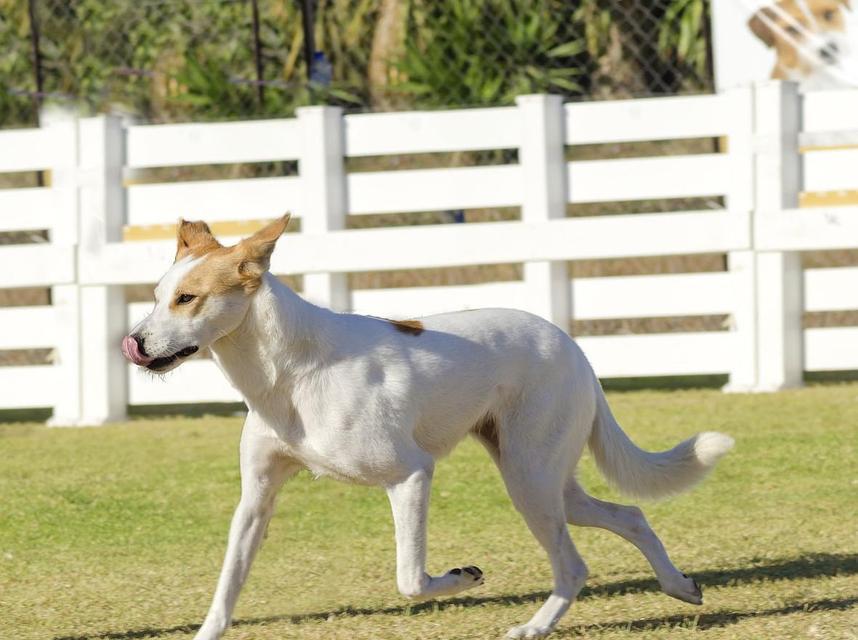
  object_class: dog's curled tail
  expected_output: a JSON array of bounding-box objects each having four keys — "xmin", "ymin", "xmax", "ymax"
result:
[{"xmin": 588, "ymin": 388, "xmax": 734, "ymax": 501}]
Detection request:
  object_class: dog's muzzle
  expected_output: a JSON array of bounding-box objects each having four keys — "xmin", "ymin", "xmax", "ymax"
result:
[{"xmin": 121, "ymin": 335, "xmax": 198, "ymax": 370}]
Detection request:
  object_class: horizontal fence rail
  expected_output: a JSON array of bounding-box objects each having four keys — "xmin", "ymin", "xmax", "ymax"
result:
[
  {"xmin": 127, "ymin": 176, "xmax": 302, "ymax": 225},
  {"xmin": 2, "ymin": 81, "xmax": 858, "ymax": 424},
  {"xmin": 126, "ymin": 119, "xmax": 303, "ymax": 168},
  {"xmin": 344, "ymin": 107, "xmax": 520, "ymax": 156},
  {"xmin": 78, "ymin": 211, "xmax": 750, "ymax": 285},
  {"xmin": 563, "ymin": 93, "xmax": 738, "ymax": 144}
]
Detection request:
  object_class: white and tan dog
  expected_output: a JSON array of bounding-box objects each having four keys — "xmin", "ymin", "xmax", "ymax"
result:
[
  {"xmin": 122, "ymin": 216, "xmax": 734, "ymax": 639},
  {"xmin": 749, "ymin": 0, "xmax": 852, "ymax": 90}
]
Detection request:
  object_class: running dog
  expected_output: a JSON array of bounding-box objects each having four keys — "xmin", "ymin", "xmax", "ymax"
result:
[{"xmin": 122, "ymin": 216, "xmax": 734, "ymax": 639}]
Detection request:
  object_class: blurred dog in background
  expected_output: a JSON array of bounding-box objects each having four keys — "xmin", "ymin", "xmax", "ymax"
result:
[{"xmin": 749, "ymin": 0, "xmax": 851, "ymax": 89}]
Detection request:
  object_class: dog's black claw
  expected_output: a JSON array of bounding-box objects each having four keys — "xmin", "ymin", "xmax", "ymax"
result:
[
  {"xmin": 463, "ymin": 565, "xmax": 483, "ymax": 579},
  {"xmin": 450, "ymin": 568, "xmax": 462, "ymax": 575}
]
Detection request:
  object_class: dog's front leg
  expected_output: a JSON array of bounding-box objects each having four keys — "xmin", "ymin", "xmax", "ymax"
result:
[
  {"xmin": 195, "ymin": 428, "xmax": 297, "ymax": 640},
  {"xmin": 386, "ymin": 458, "xmax": 484, "ymax": 600}
]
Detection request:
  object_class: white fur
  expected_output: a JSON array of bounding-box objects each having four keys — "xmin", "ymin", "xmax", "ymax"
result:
[{"xmin": 131, "ymin": 256, "xmax": 734, "ymax": 640}]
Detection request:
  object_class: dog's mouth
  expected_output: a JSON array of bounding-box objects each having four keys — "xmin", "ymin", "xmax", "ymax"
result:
[{"xmin": 146, "ymin": 345, "xmax": 199, "ymax": 371}]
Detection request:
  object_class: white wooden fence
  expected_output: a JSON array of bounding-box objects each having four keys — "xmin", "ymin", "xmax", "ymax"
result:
[{"xmin": 2, "ymin": 81, "xmax": 858, "ymax": 425}]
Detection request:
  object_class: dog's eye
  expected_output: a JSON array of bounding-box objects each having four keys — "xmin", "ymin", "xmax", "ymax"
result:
[
  {"xmin": 176, "ymin": 293, "xmax": 196, "ymax": 305},
  {"xmin": 822, "ymin": 10, "xmax": 835, "ymax": 21}
]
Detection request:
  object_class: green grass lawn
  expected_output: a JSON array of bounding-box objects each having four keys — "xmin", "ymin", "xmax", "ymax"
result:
[{"xmin": 1, "ymin": 384, "xmax": 857, "ymax": 640}]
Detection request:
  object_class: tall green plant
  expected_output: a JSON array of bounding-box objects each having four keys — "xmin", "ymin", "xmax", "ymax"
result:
[
  {"xmin": 0, "ymin": 0, "xmax": 40, "ymax": 126},
  {"xmin": 394, "ymin": 0, "xmax": 585, "ymax": 108},
  {"xmin": 658, "ymin": 0, "xmax": 709, "ymax": 78}
]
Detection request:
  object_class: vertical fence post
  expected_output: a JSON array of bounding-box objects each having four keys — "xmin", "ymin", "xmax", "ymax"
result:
[
  {"xmin": 77, "ymin": 115, "xmax": 128, "ymax": 424},
  {"xmin": 722, "ymin": 85, "xmax": 758, "ymax": 392},
  {"xmin": 753, "ymin": 81, "xmax": 804, "ymax": 391},
  {"xmin": 516, "ymin": 94, "xmax": 570, "ymax": 329},
  {"xmin": 42, "ymin": 108, "xmax": 83, "ymax": 425},
  {"xmin": 297, "ymin": 106, "xmax": 350, "ymax": 311}
]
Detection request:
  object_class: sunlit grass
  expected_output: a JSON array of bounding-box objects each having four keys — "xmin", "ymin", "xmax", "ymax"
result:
[{"xmin": 1, "ymin": 383, "xmax": 856, "ymax": 639}]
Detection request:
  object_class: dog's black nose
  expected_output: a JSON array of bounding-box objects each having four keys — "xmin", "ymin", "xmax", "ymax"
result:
[{"xmin": 131, "ymin": 334, "xmax": 148, "ymax": 357}]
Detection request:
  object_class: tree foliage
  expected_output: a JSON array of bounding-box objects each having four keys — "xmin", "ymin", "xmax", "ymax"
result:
[{"xmin": 0, "ymin": 0, "xmax": 712, "ymax": 127}]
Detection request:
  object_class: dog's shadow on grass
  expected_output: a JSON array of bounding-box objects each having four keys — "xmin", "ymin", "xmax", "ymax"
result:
[{"xmin": 54, "ymin": 552, "xmax": 858, "ymax": 640}]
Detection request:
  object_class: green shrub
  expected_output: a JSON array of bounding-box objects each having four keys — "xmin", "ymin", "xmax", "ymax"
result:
[
  {"xmin": 394, "ymin": 0, "xmax": 585, "ymax": 108},
  {"xmin": 0, "ymin": 0, "xmax": 712, "ymax": 126}
]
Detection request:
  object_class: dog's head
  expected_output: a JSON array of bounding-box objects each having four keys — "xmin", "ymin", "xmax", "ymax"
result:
[
  {"xmin": 749, "ymin": 0, "xmax": 851, "ymax": 77},
  {"xmin": 121, "ymin": 214, "xmax": 290, "ymax": 374}
]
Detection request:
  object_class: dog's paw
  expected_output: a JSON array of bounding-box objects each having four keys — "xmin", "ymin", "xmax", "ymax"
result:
[
  {"xmin": 447, "ymin": 565, "xmax": 484, "ymax": 589},
  {"xmin": 662, "ymin": 572, "xmax": 703, "ymax": 605},
  {"xmin": 506, "ymin": 623, "xmax": 553, "ymax": 639}
]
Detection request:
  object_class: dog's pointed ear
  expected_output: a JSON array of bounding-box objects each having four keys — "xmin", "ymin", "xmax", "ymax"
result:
[
  {"xmin": 176, "ymin": 219, "xmax": 221, "ymax": 261},
  {"xmin": 748, "ymin": 8, "xmax": 776, "ymax": 47},
  {"xmin": 237, "ymin": 213, "xmax": 291, "ymax": 289}
]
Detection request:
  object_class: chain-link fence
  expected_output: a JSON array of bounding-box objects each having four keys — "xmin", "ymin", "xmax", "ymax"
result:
[{"xmin": 1, "ymin": 0, "xmax": 713, "ymax": 126}]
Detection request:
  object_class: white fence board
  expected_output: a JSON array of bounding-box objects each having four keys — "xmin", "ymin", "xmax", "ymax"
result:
[
  {"xmin": 799, "ymin": 130, "xmax": 858, "ymax": 149},
  {"xmin": 0, "ymin": 245, "xmax": 75, "ymax": 287},
  {"xmin": 351, "ymin": 272, "xmax": 734, "ymax": 321},
  {"xmin": 802, "ymin": 149, "xmax": 858, "ymax": 192},
  {"xmin": 804, "ymin": 267, "xmax": 858, "ymax": 312},
  {"xmin": 0, "ymin": 188, "xmax": 53, "ymax": 231},
  {"xmin": 128, "ymin": 360, "xmax": 241, "ymax": 404},
  {"xmin": 805, "ymin": 327, "xmax": 858, "ymax": 371},
  {"xmin": 345, "ymin": 107, "xmax": 519, "ymax": 157},
  {"xmin": 275, "ymin": 211, "xmax": 750, "ymax": 275},
  {"xmin": 127, "ymin": 176, "xmax": 301, "ymax": 225},
  {"xmin": 756, "ymin": 207, "xmax": 858, "ymax": 251},
  {"xmin": 567, "ymin": 154, "xmax": 729, "ymax": 203},
  {"xmin": 351, "ymin": 282, "xmax": 528, "ymax": 317},
  {"xmin": 348, "ymin": 165, "xmax": 521, "ymax": 215},
  {"xmin": 83, "ymin": 211, "xmax": 749, "ymax": 285},
  {"xmin": 0, "ymin": 366, "xmax": 56, "ymax": 408},
  {"xmin": 564, "ymin": 94, "xmax": 731, "ymax": 145},
  {"xmin": 0, "ymin": 129, "xmax": 52, "ymax": 172},
  {"xmin": 577, "ymin": 332, "xmax": 733, "ymax": 378},
  {"xmin": 0, "ymin": 307, "xmax": 56, "ymax": 349},
  {"xmin": 802, "ymin": 89, "xmax": 858, "ymax": 133},
  {"xmin": 573, "ymin": 272, "xmax": 733, "ymax": 319},
  {"xmin": 126, "ymin": 119, "xmax": 302, "ymax": 168},
  {"xmin": 80, "ymin": 237, "xmax": 236, "ymax": 285}
]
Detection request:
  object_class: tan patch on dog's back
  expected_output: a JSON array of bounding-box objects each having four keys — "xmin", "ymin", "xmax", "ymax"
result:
[{"xmin": 388, "ymin": 319, "xmax": 424, "ymax": 336}]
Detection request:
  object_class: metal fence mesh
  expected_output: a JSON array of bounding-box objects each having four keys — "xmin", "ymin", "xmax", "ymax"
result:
[{"xmin": 1, "ymin": 0, "xmax": 713, "ymax": 126}]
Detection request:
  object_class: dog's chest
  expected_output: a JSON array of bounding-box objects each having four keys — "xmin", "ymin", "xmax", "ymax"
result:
[{"xmin": 269, "ymin": 417, "xmax": 416, "ymax": 486}]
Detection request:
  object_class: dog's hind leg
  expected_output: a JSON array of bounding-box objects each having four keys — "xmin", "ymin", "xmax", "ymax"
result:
[
  {"xmin": 194, "ymin": 425, "xmax": 299, "ymax": 640},
  {"xmin": 386, "ymin": 450, "xmax": 485, "ymax": 600},
  {"xmin": 499, "ymin": 449, "xmax": 589, "ymax": 638},
  {"xmin": 563, "ymin": 478, "xmax": 702, "ymax": 604}
]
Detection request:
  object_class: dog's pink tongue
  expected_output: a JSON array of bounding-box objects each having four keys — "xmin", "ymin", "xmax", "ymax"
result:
[{"xmin": 121, "ymin": 335, "xmax": 153, "ymax": 366}]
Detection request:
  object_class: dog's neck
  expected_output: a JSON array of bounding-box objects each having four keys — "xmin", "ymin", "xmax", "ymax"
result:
[{"xmin": 210, "ymin": 272, "xmax": 335, "ymax": 411}]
